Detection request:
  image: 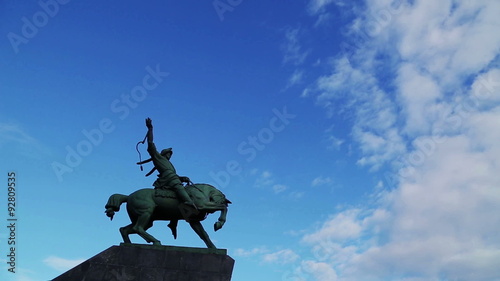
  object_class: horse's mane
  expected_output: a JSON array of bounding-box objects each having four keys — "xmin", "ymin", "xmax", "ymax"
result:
[
  {"xmin": 187, "ymin": 183, "xmax": 215, "ymax": 195},
  {"xmin": 187, "ymin": 183, "xmax": 227, "ymax": 202}
]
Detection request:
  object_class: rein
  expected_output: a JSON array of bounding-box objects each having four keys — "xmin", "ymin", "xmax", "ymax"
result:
[{"xmin": 136, "ymin": 132, "xmax": 148, "ymax": 171}]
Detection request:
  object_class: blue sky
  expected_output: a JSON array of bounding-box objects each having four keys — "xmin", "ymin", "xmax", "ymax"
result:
[{"xmin": 1, "ymin": 0, "xmax": 500, "ymax": 280}]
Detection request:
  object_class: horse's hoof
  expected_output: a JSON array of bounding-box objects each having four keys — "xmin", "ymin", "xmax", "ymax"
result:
[{"xmin": 214, "ymin": 221, "xmax": 223, "ymax": 231}]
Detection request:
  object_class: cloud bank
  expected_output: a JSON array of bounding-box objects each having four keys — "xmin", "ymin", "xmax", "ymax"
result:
[{"xmin": 297, "ymin": 0, "xmax": 500, "ymax": 280}]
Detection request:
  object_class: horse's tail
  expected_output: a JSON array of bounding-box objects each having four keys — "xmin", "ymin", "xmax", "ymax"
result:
[{"xmin": 104, "ymin": 194, "xmax": 128, "ymax": 221}]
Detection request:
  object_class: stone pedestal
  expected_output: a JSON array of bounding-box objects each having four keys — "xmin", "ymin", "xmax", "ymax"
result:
[{"xmin": 52, "ymin": 243, "xmax": 235, "ymax": 281}]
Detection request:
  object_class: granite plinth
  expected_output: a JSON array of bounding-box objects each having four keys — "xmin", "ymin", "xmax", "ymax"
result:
[{"xmin": 52, "ymin": 243, "xmax": 234, "ymax": 281}]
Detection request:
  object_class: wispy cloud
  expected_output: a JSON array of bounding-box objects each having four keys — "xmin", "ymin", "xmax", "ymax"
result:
[
  {"xmin": 312, "ymin": 56, "xmax": 406, "ymax": 170},
  {"xmin": 233, "ymin": 246, "xmax": 268, "ymax": 257},
  {"xmin": 302, "ymin": 209, "xmax": 363, "ymax": 243},
  {"xmin": 273, "ymin": 184, "xmax": 288, "ymax": 194},
  {"xmin": 282, "ymin": 27, "xmax": 309, "ymax": 65},
  {"xmin": 307, "ymin": 0, "xmax": 344, "ymax": 15},
  {"xmin": 235, "ymin": 247, "xmax": 301, "ymax": 266},
  {"xmin": 254, "ymin": 170, "xmax": 289, "ymax": 194},
  {"xmin": 327, "ymin": 135, "xmax": 344, "ymax": 150},
  {"xmin": 262, "ymin": 249, "xmax": 300, "ymax": 264},
  {"xmin": 308, "ymin": 0, "xmax": 348, "ymax": 27},
  {"xmin": 285, "ymin": 69, "xmax": 304, "ymax": 89},
  {"xmin": 0, "ymin": 122, "xmax": 51, "ymax": 158},
  {"xmin": 288, "ymin": 191, "xmax": 305, "ymax": 200},
  {"xmin": 0, "ymin": 123, "xmax": 37, "ymax": 146},
  {"xmin": 300, "ymin": 260, "xmax": 338, "ymax": 281},
  {"xmin": 311, "ymin": 176, "xmax": 332, "ymax": 187},
  {"xmin": 44, "ymin": 256, "xmax": 85, "ymax": 272},
  {"xmin": 254, "ymin": 170, "xmax": 274, "ymax": 187}
]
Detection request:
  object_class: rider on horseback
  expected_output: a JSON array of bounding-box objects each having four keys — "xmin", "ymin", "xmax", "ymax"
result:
[{"xmin": 139, "ymin": 118, "xmax": 198, "ymax": 218}]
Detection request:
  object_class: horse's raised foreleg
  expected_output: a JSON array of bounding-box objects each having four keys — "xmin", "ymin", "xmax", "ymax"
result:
[
  {"xmin": 189, "ymin": 221, "xmax": 216, "ymax": 249},
  {"xmin": 214, "ymin": 207, "xmax": 227, "ymax": 231},
  {"xmin": 133, "ymin": 212, "xmax": 161, "ymax": 245}
]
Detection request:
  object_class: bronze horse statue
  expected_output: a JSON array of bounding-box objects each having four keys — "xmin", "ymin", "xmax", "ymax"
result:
[{"xmin": 105, "ymin": 183, "xmax": 231, "ymax": 248}]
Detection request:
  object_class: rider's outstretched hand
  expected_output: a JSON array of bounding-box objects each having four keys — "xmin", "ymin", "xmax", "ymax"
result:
[
  {"xmin": 179, "ymin": 176, "xmax": 191, "ymax": 183},
  {"xmin": 146, "ymin": 118, "xmax": 153, "ymax": 129}
]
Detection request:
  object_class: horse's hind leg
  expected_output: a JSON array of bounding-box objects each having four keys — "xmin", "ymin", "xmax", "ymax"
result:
[
  {"xmin": 120, "ymin": 224, "xmax": 135, "ymax": 244},
  {"xmin": 133, "ymin": 212, "xmax": 161, "ymax": 245}
]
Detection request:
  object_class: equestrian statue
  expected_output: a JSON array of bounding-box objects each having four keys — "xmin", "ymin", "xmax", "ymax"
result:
[{"xmin": 104, "ymin": 118, "xmax": 231, "ymax": 248}]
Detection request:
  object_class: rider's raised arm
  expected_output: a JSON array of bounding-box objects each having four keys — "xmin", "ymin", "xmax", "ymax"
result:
[
  {"xmin": 146, "ymin": 118, "xmax": 154, "ymax": 143},
  {"xmin": 145, "ymin": 118, "xmax": 161, "ymax": 157}
]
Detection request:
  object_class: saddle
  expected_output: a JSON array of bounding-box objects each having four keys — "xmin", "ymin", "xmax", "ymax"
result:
[{"xmin": 154, "ymin": 188, "xmax": 177, "ymax": 199}]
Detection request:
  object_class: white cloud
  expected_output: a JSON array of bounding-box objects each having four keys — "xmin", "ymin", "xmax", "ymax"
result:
[
  {"xmin": 300, "ymin": 0, "xmax": 500, "ymax": 280},
  {"xmin": 308, "ymin": 0, "xmax": 345, "ymax": 15},
  {"xmin": 233, "ymin": 247, "xmax": 268, "ymax": 257},
  {"xmin": 394, "ymin": 0, "xmax": 500, "ymax": 83},
  {"xmin": 311, "ymin": 176, "xmax": 332, "ymax": 187},
  {"xmin": 302, "ymin": 209, "xmax": 363, "ymax": 243},
  {"xmin": 314, "ymin": 12, "xmax": 333, "ymax": 27},
  {"xmin": 0, "ymin": 123, "xmax": 38, "ymax": 147},
  {"xmin": 0, "ymin": 122, "xmax": 51, "ymax": 159},
  {"xmin": 282, "ymin": 27, "xmax": 309, "ymax": 65},
  {"xmin": 261, "ymin": 170, "xmax": 272, "ymax": 178},
  {"xmin": 288, "ymin": 69, "xmax": 304, "ymax": 86},
  {"xmin": 327, "ymin": 135, "xmax": 344, "ymax": 150},
  {"xmin": 254, "ymin": 170, "xmax": 274, "ymax": 187},
  {"xmin": 397, "ymin": 63, "xmax": 442, "ymax": 136},
  {"xmin": 311, "ymin": 55, "xmax": 406, "ymax": 170},
  {"xmin": 262, "ymin": 249, "xmax": 300, "ymax": 264},
  {"xmin": 355, "ymin": 127, "xmax": 406, "ymax": 170},
  {"xmin": 470, "ymin": 68, "xmax": 500, "ymax": 106},
  {"xmin": 284, "ymin": 69, "xmax": 305, "ymax": 91},
  {"xmin": 44, "ymin": 256, "xmax": 85, "ymax": 272},
  {"xmin": 306, "ymin": 0, "xmax": 499, "ymax": 170},
  {"xmin": 273, "ymin": 184, "xmax": 288, "ymax": 193},
  {"xmin": 253, "ymin": 170, "xmax": 303, "ymax": 198},
  {"xmin": 288, "ymin": 191, "xmax": 305, "ymax": 200},
  {"xmin": 301, "ymin": 260, "xmax": 338, "ymax": 281},
  {"xmin": 308, "ymin": 0, "xmax": 333, "ymax": 15}
]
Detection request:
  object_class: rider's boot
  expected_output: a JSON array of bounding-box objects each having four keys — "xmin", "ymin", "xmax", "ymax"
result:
[
  {"xmin": 177, "ymin": 187, "xmax": 198, "ymax": 209},
  {"xmin": 175, "ymin": 185, "xmax": 199, "ymax": 221}
]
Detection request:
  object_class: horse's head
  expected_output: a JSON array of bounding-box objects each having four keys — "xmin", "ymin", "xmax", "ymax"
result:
[
  {"xmin": 209, "ymin": 190, "xmax": 232, "ymax": 207},
  {"xmin": 187, "ymin": 183, "xmax": 231, "ymax": 210}
]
